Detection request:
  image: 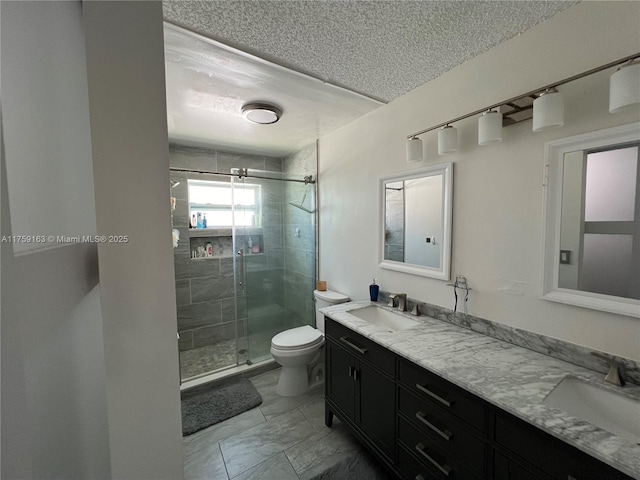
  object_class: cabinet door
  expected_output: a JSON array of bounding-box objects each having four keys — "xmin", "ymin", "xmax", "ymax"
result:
[
  {"xmin": 357, "ymin": 360, "xmax": 396, "ymax": 459},
  {"xmin": 494, "ymin": 451, "xmax": 546, "ymax": 480},
  {"xmin": 326, "ymin": 339, "xmax": 356, "ymax": 420}
]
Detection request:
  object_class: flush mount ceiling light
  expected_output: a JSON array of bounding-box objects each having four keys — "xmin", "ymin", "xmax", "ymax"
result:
[{"xmin": 241, "ymin": 102, "xmax": 282, "ymax": 124}]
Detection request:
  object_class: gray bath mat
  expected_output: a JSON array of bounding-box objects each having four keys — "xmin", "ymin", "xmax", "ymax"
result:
[{"xmin": 181, "ymin": 377, "xmax": 262, "ymax": 436}]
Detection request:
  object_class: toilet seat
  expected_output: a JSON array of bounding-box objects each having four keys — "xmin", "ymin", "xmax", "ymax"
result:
[{"xmin": 271, "ymin": 325, "xmax": 323, "ymax": 351}]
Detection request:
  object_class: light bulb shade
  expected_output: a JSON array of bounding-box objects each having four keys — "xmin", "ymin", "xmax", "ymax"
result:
[
  {"xmin": 438, "ymin": 126, "xmax": 458, "ymax": 155},
  {"xmin": 406, "ymin": 137, "xmax": 423, "ymax": 162},
  {"xmin": 241, "ymin": 103, "xmax": 282, "ymax": 124},
  {"xmin": 609, "ymin": 61, "xmax": 640, "ymax": 113},
  {"xmin": 533, "ymin": 90, "xmax": 564, "ymax": 131},
  {"xmin": 478, "ymin": 111, "xmax": 502, "ymax": 145}
]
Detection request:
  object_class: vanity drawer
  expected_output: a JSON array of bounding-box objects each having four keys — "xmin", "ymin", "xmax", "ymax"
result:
[
  {"xmin": 494, "ymin": 411, "xmax": 632, "ymax": 480},
  {"xmin": 397, "ymin": 445, "xmax": 432, "ymax": 480},
  {"xmin": 399, "ymin": 387, "xmax": 486, "ymax": 474},
  {"xmin": 398, "ymin": 359, "xmax": 487, "ymax": 432},
  {"xmin": 398, "ymin": 417, "xmax": 482, "ymax": 480},
  {"xmin": 325, "ymin": 318, "xmax": 395, "ymax": 374}
]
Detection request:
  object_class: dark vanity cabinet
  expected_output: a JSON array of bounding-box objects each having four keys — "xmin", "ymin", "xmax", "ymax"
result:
[
  {"xmin": 324, "ymin": 317, "xmax": 634, "ymax": 480},
  {"xmin": 325, "ymin": 319, "xmax": 396, "ymax": 465},
  {"xmin": 397, "ymin": 359, "xmax": 488, "ymax": 479},
  {"xmin": 493, "ymin": 410, "xmax": 633, "ymax": 480}
]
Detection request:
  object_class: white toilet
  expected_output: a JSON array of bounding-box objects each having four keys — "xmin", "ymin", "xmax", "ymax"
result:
[{"xmin": 270, "ymin": 289, "xmax": 350, "ymax": 396}]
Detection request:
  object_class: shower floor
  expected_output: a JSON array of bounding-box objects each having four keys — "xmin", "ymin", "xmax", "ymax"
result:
[{"xmin": 180, "ymin": 338, "xmax": 249, "ymax": 381}]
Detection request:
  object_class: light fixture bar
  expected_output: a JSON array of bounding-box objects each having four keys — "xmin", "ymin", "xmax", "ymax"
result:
[{"xmin": 406, "ymin": 52, "xmax": 640, "ymax": 140}]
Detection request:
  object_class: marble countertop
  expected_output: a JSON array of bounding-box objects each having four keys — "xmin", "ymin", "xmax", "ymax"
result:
[{"xmin": 320, "ymin": 300, "xmax": 640, "ymax": 479}]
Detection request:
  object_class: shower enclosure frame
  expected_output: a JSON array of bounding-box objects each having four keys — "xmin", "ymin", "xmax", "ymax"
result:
[{"xmin": 171, "ymin": 166, "xmax": 317, "ymax": 383}]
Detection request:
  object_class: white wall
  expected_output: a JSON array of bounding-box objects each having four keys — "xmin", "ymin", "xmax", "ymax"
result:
[
  {"xmin": 1, "ymin": 2, "xmax": 184, "ymax": 478},
  {"xmin": 2, "ymin": 1, "xmax": 97, "ymax": 255},
  {"xmin": 82, "ymin": 2, "xmax": 184, "ymax": 478},
  {"xmin": 1, "ymin": 2, "xmax": 110, "ymax": 477},
  {"xmin": 558, "ymin": 151, "xmax": 583, "ymax": 290},
  {"xmin": 319, "ymin": 1, "xmax": 640, "ymax": 360}
]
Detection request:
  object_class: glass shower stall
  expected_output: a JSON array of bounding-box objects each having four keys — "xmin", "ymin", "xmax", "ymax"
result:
[{"xmin": 171, "ymin": 166, "xmax": 316, "ymax": 382}]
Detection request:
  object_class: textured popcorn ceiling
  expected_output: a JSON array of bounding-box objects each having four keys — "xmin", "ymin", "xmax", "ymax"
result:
[{"xmin": 163, "ymin": 0, "xmax": 577, "ymax": 103}]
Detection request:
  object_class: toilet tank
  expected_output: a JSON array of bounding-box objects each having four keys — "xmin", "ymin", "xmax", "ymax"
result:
[{"xmin": 314, "ymin": 289, "xmax": 350, "ymax": 333}]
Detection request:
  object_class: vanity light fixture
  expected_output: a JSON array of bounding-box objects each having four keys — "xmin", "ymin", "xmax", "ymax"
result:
[
  {"xmin": 609, "ymin": 59, "xmax": 640, "ymax": 113},
  {"xmin": 533, "ymin": 88, "xmax": 564, "ymax": 131},
  {"xmin": 438, "ymin": 125, "xmax": 458, "ymax": 154},
  {"xmin": 241, "ymin": 102, "xmax": 282, "ymax": 124},
  {"xmin": 406, "ymin": 136, "xmax": 423, "ymax": 162},
  {"xmin": 478, "ymin": 110, "xmax": 502, "ymax": 145},
  {"xmin": 405, "ymin": 52, "xmax": 639, "ymax": 158}
]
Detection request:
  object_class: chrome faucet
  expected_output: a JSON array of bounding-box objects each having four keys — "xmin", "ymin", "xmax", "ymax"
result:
[
  {"xmin": 591, "ymin": 352, "xmax": 625, "ymax": 387},
  {"xmin": 388, "ymin": 293, "xmax": 407, "ymax": 312}
]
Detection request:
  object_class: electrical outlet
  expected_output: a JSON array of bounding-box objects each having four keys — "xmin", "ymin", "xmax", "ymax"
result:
[{"xmin": 455, "ymin": 275, "xmax": 467, "ymax": 288}]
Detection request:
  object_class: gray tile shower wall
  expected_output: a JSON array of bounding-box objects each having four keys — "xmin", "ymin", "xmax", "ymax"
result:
[
  {"xmin": 378, "ymin": 290, "xmax": 640, "ymax": 385},
  {"xmin": 170, "ymin": 144, "xmax": 284, "ymax": 353},
  {"xmin": 283, "ymin": 143, "xmax": 318, "ymax": 327},
  {"xmin": 384, "ymin": 185, "xmax": 404, "ymax": 262}
]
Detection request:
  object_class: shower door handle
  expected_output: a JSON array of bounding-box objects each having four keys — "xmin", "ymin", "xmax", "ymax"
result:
[{"xmin": 237, "ymin": 249, "xmax": 245, "ymax": 289}]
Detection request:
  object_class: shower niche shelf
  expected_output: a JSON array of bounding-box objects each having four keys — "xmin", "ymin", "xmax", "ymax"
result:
[{"xmin": 188, "ymin": 228, "xmax": 263, "ymax": 260}]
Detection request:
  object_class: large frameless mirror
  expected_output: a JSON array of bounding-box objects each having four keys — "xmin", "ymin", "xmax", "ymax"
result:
[
  {"xmin": 379, "ymin": 163, "xmax": 453, "ymax": 280},
  {"xmin": 541, "ymin": 122, "xmax": 640, "ymax": 317}
]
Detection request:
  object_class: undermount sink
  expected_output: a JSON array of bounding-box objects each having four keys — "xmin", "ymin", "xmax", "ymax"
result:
[
  {"xmin": 348, "ymin": 305, "xmax": 419, "ymax": 332},
  {"xmin": 543, "ymin": 376, "xmax": 640, "ymax": 444}
]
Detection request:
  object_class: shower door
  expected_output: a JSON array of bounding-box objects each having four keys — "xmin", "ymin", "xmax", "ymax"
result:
[
  {"xmin": 232, "ymin": 169, "xmax": 317, "ymax": 365},
  {"xmin": 174, "ymin": 165, "xmax": 316, "ymax": 382}
]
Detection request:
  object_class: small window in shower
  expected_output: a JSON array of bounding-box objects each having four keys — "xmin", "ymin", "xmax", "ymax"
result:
[{"xmin": 188, "ymin": 179, "xmax": 260, "ymax": 228}]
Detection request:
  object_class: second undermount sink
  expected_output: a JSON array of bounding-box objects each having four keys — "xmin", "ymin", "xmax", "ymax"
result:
[
  {"xmin": 349, "ymin": 305, "xmax": 419, "ymax": 332},
  {"xmin": 543, "ymin": 376, "xmax": 640, "ymax": 444}
]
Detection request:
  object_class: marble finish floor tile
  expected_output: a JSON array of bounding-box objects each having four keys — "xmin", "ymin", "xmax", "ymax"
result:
[
  {"xmin": 298, "ymin": 397, "xmax": 337, "ymax": 430},
  {"xmin": 285, "ymin": 422, "xmax": 363, "ymax": 480},
  {"xmin": 258, "ymin": 383, "xmax": 324, "ymax": 420},
  {"xmin": 247, "ymin": 368, "xmax": 281, "ymax": 390},
  {"xmin": 184, "ymin": 439, "xmax": 229, "ymax": 480},
  {"xmin": 183, "ymin": 367, "xmax": 372, "ymax": 480},
  {"xmin": 231, "ymin": 452, "xmax": 298, "ymax": 480},
  {"xmin": 184, "ymin": 407, "xmax": 266, "ymax": 448},
  {"xmin": 219, "ymin": 408, "xmax": 316, "ymax": 478}
]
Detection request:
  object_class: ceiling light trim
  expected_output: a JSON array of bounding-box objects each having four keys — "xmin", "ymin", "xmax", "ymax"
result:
[{"xmin": 242, "ymin": 102, "xmax": 283, "ymax": 124}]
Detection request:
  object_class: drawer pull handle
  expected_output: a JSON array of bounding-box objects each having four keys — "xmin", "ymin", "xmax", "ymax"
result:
[
  {"xmin": 348, "ymin": 366, "xmax": 354, "ymax": 378},
  {"xmin": 415, "ymin": 443, "xmax": 452, "ymax": 477},
  {"xmin": 415, "ymin": 476, "xmax": 425, "ymax": 480},
  {"xmin": 416, "ymin": 411, "xmax": 452, "ymax": 441},
  {"xmin": 416, "ymin": 383, "xmax": 452, "ymax": 408},
  {"xmin": 340, "ymin": 336, "xmax": 368, "ymax": 355}
]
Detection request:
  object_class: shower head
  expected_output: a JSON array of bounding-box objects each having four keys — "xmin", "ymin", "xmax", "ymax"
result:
[{"xmin": 170, "ymin": 180, "xmax": 181, "ymax": 188}]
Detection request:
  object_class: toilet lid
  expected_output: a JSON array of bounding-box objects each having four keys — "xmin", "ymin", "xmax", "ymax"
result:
[{"xmin": 272, "ymin": 325, "xmax": 324, "ymax": 350}]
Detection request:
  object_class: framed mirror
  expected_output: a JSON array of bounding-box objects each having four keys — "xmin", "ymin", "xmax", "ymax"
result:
[
  {"xmin": 379, "ymin": 163, "xmax": 453, "ymax": 280},
  {"xmin": 541, "ymin": 122, "xmax": 640, "ymax": 317}
]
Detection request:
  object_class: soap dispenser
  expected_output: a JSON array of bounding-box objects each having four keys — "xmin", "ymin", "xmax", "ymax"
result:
[{"xmin": 369, "ymin": 278, "xmax": 379, "ymax": 302}]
